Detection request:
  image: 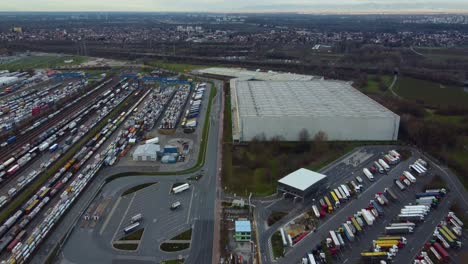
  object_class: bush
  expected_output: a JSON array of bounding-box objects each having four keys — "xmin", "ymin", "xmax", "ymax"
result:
[{"xmin": 267, "ymin": 211, "xmax": 288, "ymax": 226}]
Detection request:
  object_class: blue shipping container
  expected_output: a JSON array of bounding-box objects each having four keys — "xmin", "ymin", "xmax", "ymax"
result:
[{"xmin": 7, "ymin": 136, "xmax": 16, "ymax": 144}]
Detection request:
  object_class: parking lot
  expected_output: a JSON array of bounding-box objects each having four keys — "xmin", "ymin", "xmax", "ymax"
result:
[
  {"xmin": 256, "ymin": 146, "xmax": 468, "ymax": 264},
  {"xmin": 62, "ymin": 176, "xmax": 195, "ymax": 263}
]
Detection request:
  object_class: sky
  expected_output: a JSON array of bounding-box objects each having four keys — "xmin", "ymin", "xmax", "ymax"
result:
[{"xmin": 1, "ymin": 0, "xmax": 468, "ymax": 12}]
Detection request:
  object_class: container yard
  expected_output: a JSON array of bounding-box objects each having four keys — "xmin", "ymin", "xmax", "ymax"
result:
[{"xmin": 0, "ymin": 70, "xmax": 215, "ymax": 263}]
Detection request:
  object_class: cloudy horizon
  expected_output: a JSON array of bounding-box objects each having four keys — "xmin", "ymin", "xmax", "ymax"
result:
[{"xmin": 1, "ymin": 0, "xmax": 468, "ymax": 13}]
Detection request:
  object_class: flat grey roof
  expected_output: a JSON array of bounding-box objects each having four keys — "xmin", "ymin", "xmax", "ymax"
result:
[
  {"xmin": 278, "ymin": 168, "xmax": 327, "ymax": 191},
  {"xmin": 234, "ymin": 80, "xmax": 396, "ymax": 118},
  {"xmin": 198, "ymin": 67, "xmax": 314, "ymax": 81},
  {"xmin": 133, "ymin": 144, "xmax": 160, "ymax": 155}
]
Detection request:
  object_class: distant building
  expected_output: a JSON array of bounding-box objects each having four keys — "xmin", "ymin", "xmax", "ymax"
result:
[
  {"xmin": 235, "ymin": 220, "xmax": 252, "ymax": 242},
  {"xmin": 12, "ymin": 27, "xmax": 22, "ymax": 33},
  {"xmin": 277, "ymin": 168, "xmax": 328, "ymax": 201},
  {"xmin": 132, "ymin": 144, "xmax": 161, "ymax": 161}
]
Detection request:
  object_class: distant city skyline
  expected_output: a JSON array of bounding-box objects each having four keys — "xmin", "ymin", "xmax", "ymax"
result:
[{"xmin": 1, "ymin": 0, "xmax": 468, "ymax": 13}]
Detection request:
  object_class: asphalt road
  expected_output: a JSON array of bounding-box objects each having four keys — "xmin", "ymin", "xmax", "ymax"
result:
[{"xmin": 30, "ymin": 79, "xmax": 224, "ymax": 264}]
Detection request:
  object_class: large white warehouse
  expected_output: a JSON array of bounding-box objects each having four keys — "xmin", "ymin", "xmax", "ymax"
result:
[{"xmin": 230, "ymin": 79, "xmax": 399, "ymax": 142}]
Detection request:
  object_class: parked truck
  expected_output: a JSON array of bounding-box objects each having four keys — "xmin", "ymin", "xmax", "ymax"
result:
[
  {"xmin": 363, "ymin": 168, "xmax": 374, "ymax": 181},
  {"xmin": 384, "ymin": 188, "xmax": 398, "ymax": 201},
  {"xmin": 395, "ymin": 180, "xmax": 406, "ymax": 191},
  {"xmin": 385, "ymin": 226, "xmax": 414, "ymax": 234},
  {"xmin": 370, "ymin": 200, "xmax": 384, "ymax": 216},
  {"xmin": 398, "ymin": 213, "xmax": 424, "ymax": 222},
  {"xmin": 378, "ymin": 159, "xmax": 390, "ymax": 171},
  {"xmin": 342, "ymin": 223, "xmax": 355, "ymax": 242},
  {"xmin": 329, "ymin": 231, "xmax": 341, "ymax": 249},
  {"xmin": 374, "ymin": 161, "xmax": 384, "ymax": 173},
  {"xmin": 312, "ymin": 205, "xmax": 321, "ymax": 218},
  {"xmin": 403, "ymin": 171, "xmax": 416, "ymax": 183},
  {"xmin": 361, "ymin": 209, "xmax": 374, "ymax": 226}
]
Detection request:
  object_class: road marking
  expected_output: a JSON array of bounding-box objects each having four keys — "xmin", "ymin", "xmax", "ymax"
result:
[
  {"xmin": 110, "ymin": 193, "xmax": 136, "ymax": 243},
  {"xmin": 186, "ymin": 185, "xmax": 196, "ymax": 224},
  {"xmin": 99, "ymin": 196, "xmax": 122, "ymax": 235}
]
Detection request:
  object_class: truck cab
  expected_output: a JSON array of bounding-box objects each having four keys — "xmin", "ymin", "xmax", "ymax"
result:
[{"xmin": 170, "ymin": 201, "xmax": 181, "ymax": 210}]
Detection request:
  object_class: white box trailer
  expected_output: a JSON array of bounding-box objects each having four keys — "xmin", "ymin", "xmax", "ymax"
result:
[
  {"xmin": 312, "ymin": 205, "xmax": 320, "ymax": 218},
  {"xmin": 337, "ymin": 186, "xmax": 348, "ymax": 200},
  {"xmin": 329, "ymin": 231, "xmax": 340, "ymax": 249},
  {"xmin": 363, "ymin": 168, "xmax": 374, "ymax": 181},
  {"xmin": 378, "ymin": 159, "xmax": 390, "ymax": 171},
  {"xmin": 340, "ymin": 184, "xmax": 351, "ymax": 198},
  {"xmin": 374, "ymin": 161, "xmax": 384, "ymax": 173},
  {"xmin": 403, "ymin": 171, "xmax": 417, "ymax": 183},
  {"xmin": 173, "ymin": 183, "xmax": 190, "ymax": 194}
]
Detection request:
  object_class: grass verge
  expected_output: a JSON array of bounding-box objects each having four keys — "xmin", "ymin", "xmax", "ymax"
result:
[
  {"xmin": 271, "ymin": 231, "xmax": 284, "ymax": 259},
  {"xmin": 118, "ymin": 228, "xmax": 144, "ymax": 241},
  {"xmin": 161, "ymin": 259, "xmax": 184, "ymax": 264},
  {"xmin": 160, "ymin": 243, "xmax": 190, "ymax": 252},
  {"xmin": 121, "ymin": 182, "xmax": 157, "ymax": 197},
  {"xmin": 170, "ymin": 229, "xmax": 192, "ymax": 241},
  {"xmin": 113, "ymin": 243, "xmax": 138, "ymax": 251}
]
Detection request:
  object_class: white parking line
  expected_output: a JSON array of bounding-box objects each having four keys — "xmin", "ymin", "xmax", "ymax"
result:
[
  {"xmin": 99, "ymin": 196, "xmax": 122, "ymax": 235},
  {"xmin": 111, "ymin": 193, "xmax": 136, "ymax": 243}
]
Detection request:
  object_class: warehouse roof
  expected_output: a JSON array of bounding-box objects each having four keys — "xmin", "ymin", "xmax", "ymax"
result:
[
  {"xmin": 133, "ymin": 144, "xmax": 160, "ymax": 156},
  {"xmin": 198, "ymin": 67, "xmax": 314, "ymax": 81},
  {"xmin": 235, "ymin": 220, "xmax": 252, "ymax": 233},
  {"xmin": 278, "ymin": 168, "xmax": 327, "ymax": 191},
  {"xmin": 234, "ymin": 80, "xmax": 396, "ymax": 118}
]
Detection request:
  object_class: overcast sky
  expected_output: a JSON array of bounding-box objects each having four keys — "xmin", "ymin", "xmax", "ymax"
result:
[{"xmin": 1, "ymin": 0, "xmax": 467, "ymax": 12}]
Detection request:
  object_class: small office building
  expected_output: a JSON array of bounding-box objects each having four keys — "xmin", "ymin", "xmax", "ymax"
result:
[{"xmin": 235, "ymin": 220, "xmax": 252, "ymax": 242}]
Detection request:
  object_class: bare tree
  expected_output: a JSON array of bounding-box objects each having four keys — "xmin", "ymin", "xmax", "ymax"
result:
[{"xmin": 298, "ymin": 128, "xmax": 310, "ymax": 142}]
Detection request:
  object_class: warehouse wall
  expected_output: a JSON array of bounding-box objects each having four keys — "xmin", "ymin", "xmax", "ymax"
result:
[{"xmin": 240, "ymin": 115, "xmax": 400, "ymax": 141}]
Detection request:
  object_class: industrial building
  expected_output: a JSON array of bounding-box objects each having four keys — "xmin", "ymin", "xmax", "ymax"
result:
[
  {"xmin": 198, "ymin": 67, "xmax": 400, "ymax": 142},
  {"xmin": 277, "ymin": 168, "xmax": 328, "ymax": 201},
  {"xmin": 132, "ymin": 144, "xmax": 161, "ymax": 161},
  {"xmin": 235, "ymin": 220, "xmax": 252, "ymax": 242}
]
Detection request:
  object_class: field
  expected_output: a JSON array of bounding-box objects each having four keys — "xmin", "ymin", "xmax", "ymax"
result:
[
  {"xmin": 393, "ymin": 77, "xmax": 468, "ymax": 107},
  {"xmin": 222, "ymin": 141, "xmax": 358, "ymax": 196},
  {"xmin": 361, "ymin": 74, "xmax": 393, "ymax": 94},
  {"xmin": 413, "ymin": 47, "xmax": 468, "ymax": 62},
  {"xmin": 1, "ymin": 55, "xmax": 88, "ymax": 71},
  {"xmin": 146, "ymin": 60, "xmax": 205, "ymax": 73}
]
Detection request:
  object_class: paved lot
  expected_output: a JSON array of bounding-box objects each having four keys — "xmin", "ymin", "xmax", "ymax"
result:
[{"xmin": 61, "ymin": 176, "xmax": 194, "ymax": 263}]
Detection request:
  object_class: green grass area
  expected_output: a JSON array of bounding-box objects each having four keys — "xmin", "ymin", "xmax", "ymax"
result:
[
  {"xmin": 160, "ymin": 243, "xmax": 190, "ymax": 252},
  {"xmin": 271, "ymin": 231, "xmax": 284, "ymax": 259},
  {"xmin": 170, "ymin": 229, "xmax": 192, "ymax": 241},
  {"xmin": 0, "ymin": 82, "xmax": 134, "ymax": 224},
  {"xmin": 426, "ymin": 114, "xmax": 466, "ymax": 125},
  {"xmin": 0, "ymin": 55, "xmax": 88, "ymax": 71},
  {"xmin": 113, "ymin": 243, "xmax": 138, "ymax": 251},
  {"xmin": 118, "ymin": 228, "xmax": 144, "ymax": 241},
  {"xmin": 160, "ymin": 259, "xmax": 184, "ymax": 264},
  {"xmin": 393, "ymin": 77, "xmax": 468, "ymax": 107},
  {"xmin": 267, "ymin": 211, "xmax": 288, "ymax": 226},
  {"xmin": 146, "ymin": 60, "xmax": 205, "ymax": 73},
  {"xmin": 361, "ymin": 74, "xmax": 393, "ymax": 94},
  {"xmin": 121, "ymin": 182, "xmax": 157, "ymax": 197},
  {"xmin": 413, "ymin": 47, "xmax": 468, "ymax": 62},
  {"xmin": 223, "ymin": 88, "xmax": 233, "ymax": 142}
]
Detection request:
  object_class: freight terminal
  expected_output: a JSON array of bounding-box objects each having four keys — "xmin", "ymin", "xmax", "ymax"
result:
[{"xmin": 198, "ymin": 67, "xmax": 400, "ymax": 142}]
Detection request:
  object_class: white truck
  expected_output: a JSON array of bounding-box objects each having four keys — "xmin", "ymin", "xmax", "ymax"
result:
[
  {"xmin": 378, "ymin": 159, "xmax": 390, "ymax": 171},
  {"xmin": 363, "ymin": 168, "xmax": 374, "ymax": 181},
  {"xmin": 172, "ymin": 183, "xmax": 190, "ymax": 194}
]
